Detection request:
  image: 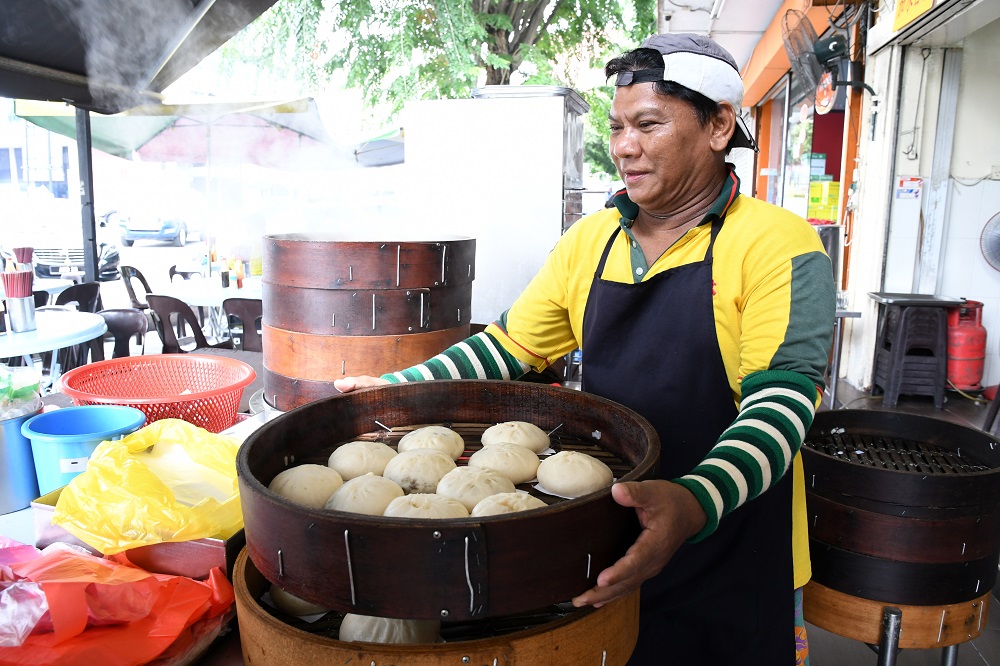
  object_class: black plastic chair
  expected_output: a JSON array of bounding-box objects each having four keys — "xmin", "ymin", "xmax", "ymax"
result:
[
  {"xmin": 37, "ymin": 282, "xmax": 104, "ymax": 373},
  {"xmin": 55, "ymin": 281, "xmax": 102, "ymax": 313},
  {"xmin": 33, "ymin": 291, "xmax": 50, "ymax": 308},
  {"xmin": 169, "ymin": 265, "xmax": 201, "ymax": 282},
  {"xmin": 147, "ymin": 294, "xmax": 233, "ymax": 354},
  {"xmin": 97, "ymin": 308, "xmax": 149, "ymax": 358},
  {"xmin": 120, "ymin": 266, "xmax": 152, "ymax": 311},
  {"xmin": 168, "ymin": 265, "xmax": 208, "ymax": 325},
  {"xmin": 222, "ymin": 298, "xmax": 263, "ymax": 352}
]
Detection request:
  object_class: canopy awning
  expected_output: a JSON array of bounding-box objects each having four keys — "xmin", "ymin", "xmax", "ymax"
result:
[{"xmin": 15, "ymin": 98, "xmax": 332, "ymax": 165}]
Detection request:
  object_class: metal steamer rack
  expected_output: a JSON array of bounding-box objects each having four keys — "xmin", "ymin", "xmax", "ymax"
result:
[{"xmin": 236, "ymin": 380, "xmax": 660, "ymax": 624}]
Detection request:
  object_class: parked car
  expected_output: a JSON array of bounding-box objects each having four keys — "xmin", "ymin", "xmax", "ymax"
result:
[
  {"xmin": 117, "ymin": 207, "xmax": 202, "ymax": 247},
  {"xmin": 0, "ymin": 192, "xmax": 120, "ymax": 281}
]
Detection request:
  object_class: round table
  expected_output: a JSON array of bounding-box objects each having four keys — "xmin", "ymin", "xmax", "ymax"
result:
[
  {"xmin": 159, "ymin": 277, "xmax": 262, "ymax": 339},
  {"xmin": 0, "ymin": 310, "xmax": 107, "ymax": 385},
  {"xmin": 160, "ymin": 276, "xmax": 262, "ymax": 308}
]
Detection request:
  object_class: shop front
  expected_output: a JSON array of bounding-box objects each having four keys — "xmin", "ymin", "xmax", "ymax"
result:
[{"xmin": 741, "ymin": 0, "xmax": 1000, "ymax": 395}]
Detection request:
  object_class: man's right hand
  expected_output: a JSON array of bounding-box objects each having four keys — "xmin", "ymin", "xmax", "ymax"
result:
[{"xmin": 334, "ymin": 376, "xmax": 391, "ymax": 393}]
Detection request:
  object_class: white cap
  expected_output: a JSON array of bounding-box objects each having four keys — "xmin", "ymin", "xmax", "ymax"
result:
[{"xmin": 615, "ymin": 33, "xmax": 757, "ymax": 151}]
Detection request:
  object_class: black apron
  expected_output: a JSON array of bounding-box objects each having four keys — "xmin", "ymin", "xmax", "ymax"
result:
[{"xmin": 581, "ymin": 222, "xmax": 794, "ymax": 665}]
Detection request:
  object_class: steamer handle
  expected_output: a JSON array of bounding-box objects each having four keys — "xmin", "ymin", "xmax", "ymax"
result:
[
  {"xmin": 440, "ymin": 244, "xmax": 447, "ymax": 285},
  {"xmin": 465, "ymin": 536, "xmax": 475, "ymax": 613},
  {"xmin": 406, "ymin": 288, "xmax": 431, "ymax": 329}
]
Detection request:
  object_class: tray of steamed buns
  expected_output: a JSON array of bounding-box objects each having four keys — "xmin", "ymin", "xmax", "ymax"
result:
[{"xmin": 237, "ymin": 380, "xmax": 659, "ymax": 622}]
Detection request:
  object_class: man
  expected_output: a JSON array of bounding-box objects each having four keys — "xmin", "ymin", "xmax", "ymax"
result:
[{"xmin": 336, "ymin": 33, "xmax": 835, "ymax": 664}]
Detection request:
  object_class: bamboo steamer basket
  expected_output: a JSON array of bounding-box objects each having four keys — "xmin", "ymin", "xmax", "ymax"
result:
[
  {"xmin": 234, "ymin": 548, "xmax": 641, "ymax": 665},
  {"xmin": 237, "ymin": 380, "xmax": 659, "ymax": 622},
  {"xmin": 802, "ymin": 410, "xmax": 1000, "ymax": 648},
  {"xmin": 261, "ymin": 233, "xmax": 476, "ymax": 411}
]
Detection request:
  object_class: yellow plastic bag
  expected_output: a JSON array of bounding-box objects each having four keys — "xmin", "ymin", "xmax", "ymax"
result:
[{"xmin": 52, "ymin": 418, "xmax": 243, "ymax": 555}]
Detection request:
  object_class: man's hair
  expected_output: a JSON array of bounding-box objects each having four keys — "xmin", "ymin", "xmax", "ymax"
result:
[{"xmin": 605, "ymin": 48, "xmax": 739, "ymax": 152}]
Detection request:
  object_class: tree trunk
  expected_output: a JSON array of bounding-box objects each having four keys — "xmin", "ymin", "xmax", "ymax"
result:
[{"xmin": 485, "ymin": 66, "xmax": 512, "ymax": 85}]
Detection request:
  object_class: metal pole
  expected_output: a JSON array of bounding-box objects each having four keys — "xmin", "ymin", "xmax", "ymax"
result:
[
  {"xmin": 75, "ymin": 107, "xmax": 98, "ymax": 282},
  {"xmin": 940, "ymin": 644, "xmax": 959, "ymax": 666},
  {"xmin": 877, "ymin": 606, "xmax": 902, "ymax": 666},
  {"xmin": 830, "ymin": 314, "xmax": 845, "ymax": 408}
]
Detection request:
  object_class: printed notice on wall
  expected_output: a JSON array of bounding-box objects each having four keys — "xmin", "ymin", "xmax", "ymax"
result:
[
  {"xmin": 896, "ymin": 177, "xmax": 922, "ymax": 200},
  {"xmin": 893, "ymin": 0, "xmax": 933, "ymax": 31}
]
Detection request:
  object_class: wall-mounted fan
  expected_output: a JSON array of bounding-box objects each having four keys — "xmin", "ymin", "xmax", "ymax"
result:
[
  {"xmin": 980, "ymin": 211, "xmax": 1000, "ymax": 272},
  {"xmin": 781, "ymin": 8, "xmax": 874, "ymax": 114}
]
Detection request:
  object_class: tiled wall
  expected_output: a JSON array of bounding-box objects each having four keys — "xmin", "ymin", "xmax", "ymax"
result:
[{"xmin": 938, "ymin": 179, "xmax": 1000, "ymax": 386}]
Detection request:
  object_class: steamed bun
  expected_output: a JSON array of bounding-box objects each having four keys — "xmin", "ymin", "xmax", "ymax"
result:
[
  {"xmin": 471, "ymin": 492, "xmax": 548, "ymax": 516},
  {"xmin": 269, "ymin": 584, "xmax": 331, "ymax": 617},
  {"xmin": 383, "ymin": 493, "xmax": 470, "ymax": 519},
  {"xmin": 268, "ymin": 463, "xmax": 344, "ymax": 509},
  {"xmin": 468, "ymin": 442, "xmax": 540, "ymax": 485},
  {"xmin": 397, "ymin": 426, "xmax": 465, "ymax": 460},
  {"xmin": 481, "ymin": 421, "xmax": 550, "ymax": 453},
  {"xmin": 436, "ymin": 466, "xmax": 515, "ymax": 512},
  {"xmin": 324, "ymin": 473, "xmax": 404, "ymax": 516},
  {"xmin": 339, "ymin": 614, "xmax": 441, "ymax": 644},
  {"xmin": 328, "ymin": 440, "xmax": 397, "ymax": 480},
  {"xmin": 383, "ymin": 449, "xmax": 457, "ymax": 494},
  {"xmin": 536, "ymin": 451, "xmax": 613, "ymax": 497}
]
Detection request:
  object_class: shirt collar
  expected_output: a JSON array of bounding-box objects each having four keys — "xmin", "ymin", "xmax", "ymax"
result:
[{"xmin": 612, "ymin": 163, "xmax": 741, "ymax": 229}]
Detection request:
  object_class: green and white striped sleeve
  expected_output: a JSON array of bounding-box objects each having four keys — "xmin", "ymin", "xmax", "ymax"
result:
[
  {"xmin": 381, "ymin": 332, "xmax": 530, "ymax": 383},
  {"xmin": 673, "ymin": 369, "xmax": 818, "ymax": 542}
]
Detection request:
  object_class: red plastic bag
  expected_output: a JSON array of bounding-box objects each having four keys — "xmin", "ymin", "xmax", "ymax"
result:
[{"xmin": 0, "ymin": 543, "xmax": 234, "ymax": 666}]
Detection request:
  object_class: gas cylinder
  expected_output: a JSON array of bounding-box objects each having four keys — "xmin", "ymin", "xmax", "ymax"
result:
[{"xmin": 947, "ymin": 300, "xmax": 987, "ymax": 391}]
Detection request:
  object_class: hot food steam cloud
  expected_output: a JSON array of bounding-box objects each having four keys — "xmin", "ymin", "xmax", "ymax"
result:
[{"xmin": 53, "ymin": 0, "xmax": 252, "ymax": 112}]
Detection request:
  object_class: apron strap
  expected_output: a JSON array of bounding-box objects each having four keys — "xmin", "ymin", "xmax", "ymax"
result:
[
  {"xmin": 704, "ymin": 218, "xmax": 724, "ymax": 262},
  {"xmin": 593, "ymin": 227, "xmax": 622, "ymax": 279}
]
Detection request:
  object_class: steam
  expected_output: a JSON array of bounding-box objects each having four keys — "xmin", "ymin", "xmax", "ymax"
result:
[{"xmin": 52, "ymin": 0, "xmax": 255, "ymax": 113}]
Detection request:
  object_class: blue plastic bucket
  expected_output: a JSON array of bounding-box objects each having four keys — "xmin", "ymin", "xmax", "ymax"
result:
[
  {"xmin": 0, "ymin": 407, "xmax": 42, "ymax": 514},
  {"xmin": 22, "ymin": 405, "xmax": 146, "ymax": 495}
]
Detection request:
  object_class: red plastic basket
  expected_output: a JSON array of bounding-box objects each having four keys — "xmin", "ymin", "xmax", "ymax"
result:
[{"xmin": 58, "ymin": 354, "xmax": 256, "ymax": 433}]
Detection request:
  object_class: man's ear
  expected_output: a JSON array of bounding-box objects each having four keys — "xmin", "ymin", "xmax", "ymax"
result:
[{"xmin": 710, "ymin": 102, "xmax": 738, "ymax": 152}]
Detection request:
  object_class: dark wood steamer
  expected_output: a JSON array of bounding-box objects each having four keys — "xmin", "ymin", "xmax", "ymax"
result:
[
  {"xmin": 262, "ymin": 234, "xmax": 475, "ymax": 410},
  {"xmin": 234, "ymin": 549, "xmax": 641, "ymax": 665},
  {"xmin": 237, "ymin": 380, "xmax": 659, "ymax": 622},
  {"xmin": 802, "ymin": 410, "xmax": 1000, "ymax": 648}
]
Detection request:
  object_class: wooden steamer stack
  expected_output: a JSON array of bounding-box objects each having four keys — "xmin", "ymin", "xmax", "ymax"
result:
[
  {"xmin": 261, "ymin": 234, "xmax": 476, "ymax": 411},
  {"xmin": 234, "ymin": 381, "xmax": 660, "ymax": 664},
  {"xmin": 802, "ymin": 410, "xmax": 1000, "ymax": 663}
]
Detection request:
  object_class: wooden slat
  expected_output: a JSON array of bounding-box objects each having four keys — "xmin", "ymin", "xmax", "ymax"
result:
[
  {"xmin": 809, "ymin": 538, "xmax": 998, "ymax": 606},
  {"xmin": 806, "ymin": 492, "xmax": 1000, "ymax": 563},
  {"xmin": 262, "ymin": 281, "xmax": 472, "ymax": 335},
  {"xmin": 260, "ymin": 368, "xmax": 340, "ymax": 412},
  {"xmin": 803, "ymin": 580, "xmax": 990, "ymax": 649},
  {"xmin": 262, "ymin": 324, "xmax": 469, "ymax": 381},
  {"xmin": 235, "ymin": 548, "xmax": 640, "ymax": 665},
  {"xmin": 263, "ymin": 235, "xmax": 476, "ymax": 289}
]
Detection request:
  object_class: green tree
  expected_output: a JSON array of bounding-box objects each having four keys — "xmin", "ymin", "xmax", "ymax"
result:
[{"xmin": 222, "ymin": 0, "xmax": 656, "ymax": 177}]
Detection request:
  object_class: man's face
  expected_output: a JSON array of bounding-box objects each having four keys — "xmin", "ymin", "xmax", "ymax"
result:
[{"xmin": 609, "ymin": 83, "xmax": 727, "ymax": 215}]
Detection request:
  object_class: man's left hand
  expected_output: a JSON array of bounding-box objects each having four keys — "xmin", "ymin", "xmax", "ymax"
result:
[{"xmin": 571, "ymin": 480, "xmax": 707, "ymax": 608}]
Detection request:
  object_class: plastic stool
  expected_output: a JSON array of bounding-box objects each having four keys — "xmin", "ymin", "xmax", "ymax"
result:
[{"xmin": 872, "ymin": 306, "xmax": 947, "ymax": 408}]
